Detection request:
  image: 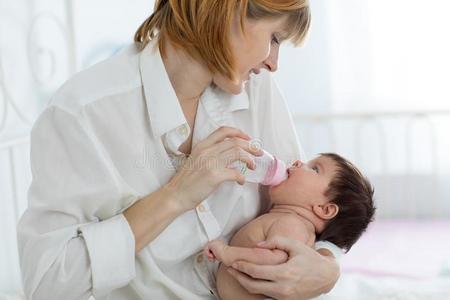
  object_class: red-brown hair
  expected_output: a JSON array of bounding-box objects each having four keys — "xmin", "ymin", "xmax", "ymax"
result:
[{"xmin": 134, "ymin": 0, "xmax": 310, "ymax": 80}]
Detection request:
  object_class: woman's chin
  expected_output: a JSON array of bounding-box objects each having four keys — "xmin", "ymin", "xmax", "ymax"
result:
[
  {"xmin": 223, "ymin": 81, "xmax": 246, "ymax": 95},
  {"xmin": 213, "ymin": 76, "xmax": 248, "ymax": 95}
]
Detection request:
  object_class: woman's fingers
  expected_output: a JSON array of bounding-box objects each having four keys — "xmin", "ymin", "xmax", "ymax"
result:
[
  {"xmin": 230, "ymin": 261, "xmax": 280, "ymax": 281},
  {"xmin": 196, "ymin": 126, "xmax": 250, "ymax": 151},
  {"xmin": 256, "ymin": 236, "xmax": 305, "ymax": 257},
  {"xmin": 168, "ymin": 126, "xmax": 257, "ymax": 211},
  {"xmin": 226, "ymin": 268, "xmax": 280, "ymax": 298},
  {"xmin": 219, "ymin": 147, "xmax": 256, "ymax": 170},
  {"xmin": 229, "ymin": 237, "xmax": 339, "ymax": 299},
  {"xmin": 208, "ymin": 137, "xmax": 263, "ymax": 157},
  {"xmin": 220, "ymin": 168, "xmax": 245, "ymax": 185}
]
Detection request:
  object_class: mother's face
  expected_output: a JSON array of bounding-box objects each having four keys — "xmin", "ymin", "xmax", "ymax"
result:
[{"xmin": 213, "ymin": 15, "xmax": 287, "ymax": 95}]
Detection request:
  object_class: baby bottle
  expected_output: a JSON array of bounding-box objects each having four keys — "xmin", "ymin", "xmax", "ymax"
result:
[{"xmin": 230, "ymin": 149, "xmax": 288, "ymax": 186}]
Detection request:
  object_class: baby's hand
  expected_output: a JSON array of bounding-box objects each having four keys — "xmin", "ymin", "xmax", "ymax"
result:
[
  {"xmin": 203, "ymin": 239, "xmax": 227, "ymax": 262},
  {"xmin": 203, "ymin": 243, "xmax": 216, "ymax": 262}
]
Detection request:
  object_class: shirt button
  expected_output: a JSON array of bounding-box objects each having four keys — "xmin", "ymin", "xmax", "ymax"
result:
[
  {"xmin": 197, "ymin": 204, "xmax": 206, "ymax": 212},
  {"xmin": 177, "ymin": 125, "xmax": 188, "ymax": 136},
  {"xmin": 196, "ymin": 255, "xmax": 204, "ymax": 263}
]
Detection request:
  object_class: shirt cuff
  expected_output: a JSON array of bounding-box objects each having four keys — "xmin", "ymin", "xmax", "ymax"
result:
[
  {"xmin": 314, "ymin": 241, "xmax": 344, "ymax": 262},
  {"xmin": 79, "ymin": 214, "xmax": 136, "ymax": 298}
]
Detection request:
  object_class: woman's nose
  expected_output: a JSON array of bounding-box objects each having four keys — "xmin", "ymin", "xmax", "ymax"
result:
[{"xmin": 262, "ymin": 44, "xmax": 279, "ymax": 72}]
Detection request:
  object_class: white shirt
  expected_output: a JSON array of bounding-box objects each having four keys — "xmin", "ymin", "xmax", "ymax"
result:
[{"xmin": 17, "ymin": 40, "xmax": 341, "ymax": 300}]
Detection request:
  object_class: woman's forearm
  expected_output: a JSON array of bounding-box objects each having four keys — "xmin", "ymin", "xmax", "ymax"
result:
[{"xmin": 123, "ymin": 184, "xmax": 183, "ymax": 253}]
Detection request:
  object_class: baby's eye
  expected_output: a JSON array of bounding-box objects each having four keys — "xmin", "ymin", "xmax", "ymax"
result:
[{"xmin": 312, "ymin": 166, "xmax": 319, "ymax": 174}]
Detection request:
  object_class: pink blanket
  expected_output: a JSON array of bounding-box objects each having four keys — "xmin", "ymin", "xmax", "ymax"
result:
[{"xmin": 340, "ymin": 219, "xmax": 450, "ymax": 278}]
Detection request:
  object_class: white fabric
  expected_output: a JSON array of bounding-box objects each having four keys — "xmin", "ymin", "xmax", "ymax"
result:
[
  {"xmin": 318, "ymin": 273, "xmax": 450, "ymax": 300},
  {"xmin": 17, "ymin": 40, "xmax": 335, "ymax": 300},
  {"xmin": 314, "ymin": 241, "xmax": 344, "ymax": 262}
]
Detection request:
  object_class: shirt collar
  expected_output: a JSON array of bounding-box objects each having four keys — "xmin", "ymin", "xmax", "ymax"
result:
[
  {"xmin": 139, "ymin": 40, "xmax": 187, "ymax": 137},
  {"xmin": 199, "ymin": 85, "xmax": 250, "ymax": 128},
  {"xmin": 228, "ymin": 91, "xmax": 250, "ymax": 112},
  {"xmin": 139, "ymin": 39, "xmax": 250, "ymax": 137}
]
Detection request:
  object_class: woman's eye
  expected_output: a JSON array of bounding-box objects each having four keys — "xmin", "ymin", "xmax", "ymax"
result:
[{"xmin": 271, "ymin": 35, "xmax": 280, "ymax": 45}]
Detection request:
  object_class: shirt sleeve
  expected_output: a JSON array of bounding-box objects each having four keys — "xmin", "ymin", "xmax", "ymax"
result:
[
  {"xmin": 17, "ymin": 106, "xmax": 137, "ymax": 300},
  {"xmin": 314, "ymin": 241, "xmax": 344, "ymax": 261}
]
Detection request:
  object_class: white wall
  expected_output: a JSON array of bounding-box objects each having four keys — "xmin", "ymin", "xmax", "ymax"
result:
[
  {"xmin": 0, "ymin": 0, "xmax": 153, "ymax": 295},
  {"xmin": 276, "ymin": 0, "xmax": 450, "ymax": 114}
]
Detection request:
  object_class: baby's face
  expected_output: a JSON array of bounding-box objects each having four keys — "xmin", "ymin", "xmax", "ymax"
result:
[{"xmin": 269, "ymin": 155, "xmax": 338, "ymax": 207}]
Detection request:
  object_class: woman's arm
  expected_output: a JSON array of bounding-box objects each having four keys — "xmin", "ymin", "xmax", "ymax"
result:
[
  {"xmin": 227, "ymin": 236, "xmax": 340, "ymax": 299},
  {"xmin": 124, "ymin": 126, "xmax": 264, "ymax": 253},
  {"xmin": 18, "ymin": 107, "xmax": 138, "ymax": 299},
  {"xmin": 18, "ymin": 104, "xmax": 260, "ymax": 299},
  {"xmin": 123, "ymin": 185, "xmax": 181, "ymax": 253}
]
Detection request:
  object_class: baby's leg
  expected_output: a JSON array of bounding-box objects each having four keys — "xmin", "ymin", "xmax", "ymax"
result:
[
  {"xmin": 216, "ymin": 263, "xmax": 266, "ymax": 300},
  {"xmin": 204, "ymin": 239, "xmax": 288, "ymax": 266}
]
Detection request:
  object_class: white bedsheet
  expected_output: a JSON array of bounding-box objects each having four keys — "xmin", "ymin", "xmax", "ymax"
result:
[
  {"xmin": 320, "ymin": 219, "xmax": 450, "ymax": 300},
  {"xmin": 321, "ymin": 273, "xmax": 450, "ymax": 300}
]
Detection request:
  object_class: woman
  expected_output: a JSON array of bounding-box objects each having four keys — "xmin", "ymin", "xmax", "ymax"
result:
[{"xmin": 17, "ymin": 0, "xmax": 340, "ymax": 299}]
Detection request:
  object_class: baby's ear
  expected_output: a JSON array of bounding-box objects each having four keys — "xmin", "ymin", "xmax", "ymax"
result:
[{"xmin": 313, "ymin": 203, "xmax": 339, "ymax": 220}]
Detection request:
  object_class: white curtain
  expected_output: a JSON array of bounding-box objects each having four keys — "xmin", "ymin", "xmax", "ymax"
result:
[
  {"xmin": 277, "ymin": 0, "xmax": 450, "ymax": 113},
  {"xmin": 275, "ymin": 0, "xmax": 450, "ymax": 218}
]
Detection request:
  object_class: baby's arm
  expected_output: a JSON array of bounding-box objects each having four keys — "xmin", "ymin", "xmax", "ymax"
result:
[
  {"xmin": 207, "ymin": 215, "xmax": 313, "ymax": 300},
  {"xmin": 204, "ymin": 239, "xmax": 288, "ymax": 266},
  {"xmin": 204, "ymin": 215, "xmax": 313, "ymax": 266}
]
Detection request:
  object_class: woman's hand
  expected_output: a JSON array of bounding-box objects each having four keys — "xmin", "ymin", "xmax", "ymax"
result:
[
  {"xmin": 165, "ymin": 126, "xmax": 263, "ymax": 213},
  {"xmin": 226, "ymin": 236, "xmax": 340, "ymax": 300}
]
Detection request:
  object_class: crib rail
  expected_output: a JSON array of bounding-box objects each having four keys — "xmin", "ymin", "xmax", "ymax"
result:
[{"xmin": 292, "ymin": 110, "xmax": 450, "ymax": 219}]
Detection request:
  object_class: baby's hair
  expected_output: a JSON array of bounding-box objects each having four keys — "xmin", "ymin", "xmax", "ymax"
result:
[{"xmin": 317, "ymin": 153, "xmax": 375, "ymax": 252}]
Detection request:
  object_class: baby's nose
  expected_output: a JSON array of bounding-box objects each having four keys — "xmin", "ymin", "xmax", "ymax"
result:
[{"xmin": 292, "ymin": 160, "xmax": 303, "ymax": 168}]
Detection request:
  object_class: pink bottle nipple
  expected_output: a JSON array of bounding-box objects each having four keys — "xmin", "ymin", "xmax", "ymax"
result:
[{"xmin": 261, "ymin": 157, "xmax": 288, "ymax": 186}]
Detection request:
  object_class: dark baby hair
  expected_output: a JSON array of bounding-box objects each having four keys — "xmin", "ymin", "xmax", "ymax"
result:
[{"xmin": 317, "ymin": 153, "xmax": 376, "ymax": 252}]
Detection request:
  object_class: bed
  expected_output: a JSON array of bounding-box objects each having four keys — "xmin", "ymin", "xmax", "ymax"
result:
[{"xmin": 322, "ymin": 220, "xmax": 450, "ymax": 299}]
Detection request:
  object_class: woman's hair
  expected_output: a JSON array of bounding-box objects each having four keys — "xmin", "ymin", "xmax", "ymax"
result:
[
  {"xmin": 134, "ymin": 0, "xmax": 310, "ymax": 80},
  {"xmin": 316, "ymin": 153, "xmax": 376, "ymax": 252}
]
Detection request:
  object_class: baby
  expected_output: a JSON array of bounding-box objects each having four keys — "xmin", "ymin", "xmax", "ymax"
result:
[{"xmin": 204, "ymin": 153, "xmax": 375, "ymax": 300}]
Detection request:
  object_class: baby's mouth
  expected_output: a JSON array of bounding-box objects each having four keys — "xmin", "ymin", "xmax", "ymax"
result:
[{"xmin": 287, "ymin": 168, "xmax": 294, "ymax": 178}]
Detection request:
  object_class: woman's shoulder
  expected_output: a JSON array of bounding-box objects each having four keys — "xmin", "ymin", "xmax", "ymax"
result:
[{"xmin": 49, "ymin": 44, "xmax": 142, "ymax": 115}]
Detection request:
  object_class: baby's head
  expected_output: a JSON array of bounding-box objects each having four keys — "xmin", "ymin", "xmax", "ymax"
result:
[{"xmin": 269, "ymin": 153, "xmax": 375, "ymax": 252}]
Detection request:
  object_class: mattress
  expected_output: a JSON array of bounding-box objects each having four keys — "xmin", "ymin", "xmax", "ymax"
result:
[{"xmin": 322, "ymin": 219, "xmax": 450, "ymax": 300}]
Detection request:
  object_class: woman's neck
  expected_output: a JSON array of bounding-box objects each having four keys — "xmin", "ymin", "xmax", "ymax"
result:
[
  {"xmin": 269, "ymin": 204, "xmax": 327, "ymax": 234},
  {"xmin": 161, "ymin": 41, "xmax": 212, "ymax": 104}
]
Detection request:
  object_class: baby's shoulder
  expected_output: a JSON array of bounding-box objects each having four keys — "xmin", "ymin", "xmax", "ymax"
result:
[
  {"xmin": 271, "ymin": 213, "xmax": 305, "ymax": 228},
  {"xmin": 266, "ymin": 213, "xmax": 314, "ymax": 244}
]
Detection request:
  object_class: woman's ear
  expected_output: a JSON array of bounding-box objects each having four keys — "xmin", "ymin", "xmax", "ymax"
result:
[{"xmin": 313, "ymin": 202, "xmax": 339, "ymax": 220}]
